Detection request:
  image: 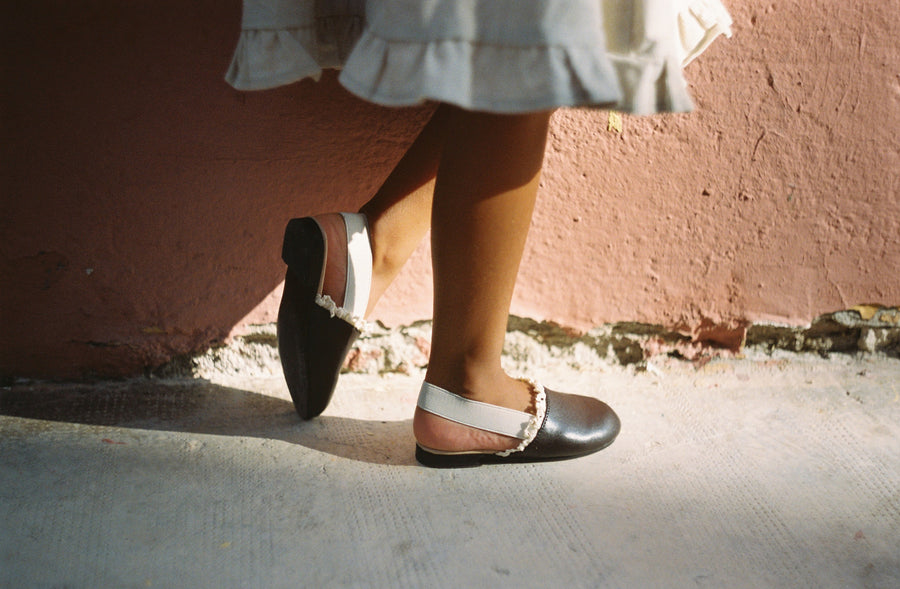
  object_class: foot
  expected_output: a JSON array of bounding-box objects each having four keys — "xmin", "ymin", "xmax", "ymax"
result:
[
  {"xmin": 413, "ymin": 372, "xmax": 536, "ymax": 453},
  {"xmin": 415, "ymin": 381, "xmax": 620, "ymax": 467},
  {"xmin": 278, "ymin": 216, "xmax": 366, "ymax": 419}
]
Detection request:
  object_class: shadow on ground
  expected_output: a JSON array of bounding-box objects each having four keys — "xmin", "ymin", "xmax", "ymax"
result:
[{"xmin": 0, "ymin": 380, "xmax": 415, "ymax": 466}]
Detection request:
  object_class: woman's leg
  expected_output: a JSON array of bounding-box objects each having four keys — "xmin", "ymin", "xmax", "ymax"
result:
[
  {"xmin": 309, "ymin": 103, "xmax": 556, "ymax": 454},
  {"xmin": 315, "ymin": 105, "xmax": 453, "ymax": 314},
  {"xmin": 414, "ymin": 107, "xmax": 554, "ymax": 453},
  {"xmin": 278, "ymin": 106, "xmax": 454, "ymax": 420}
]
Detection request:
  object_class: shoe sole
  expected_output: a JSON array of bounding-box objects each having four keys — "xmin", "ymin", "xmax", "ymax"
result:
[
  {"xmin": 277, "ymin": 218, "xmax": 325, "ymax": 420},
  {"xmin": 414, "ymin": 437, "xmax": 617, "ymax": 468}
]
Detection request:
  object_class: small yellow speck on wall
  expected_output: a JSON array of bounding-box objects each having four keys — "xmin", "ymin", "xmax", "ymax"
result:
[
  {"xmin": 850, "ymin": 304, "xmax": 882, "ymax": 321},
  {"xmin": 607, "ymin": 111, "xmax": 623, "ymax": 133}
]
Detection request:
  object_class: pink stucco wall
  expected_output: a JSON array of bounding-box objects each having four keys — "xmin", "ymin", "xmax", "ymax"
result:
[{"xmin": 2, "ymin": 1, "xmax": 898, "ymax": 377}]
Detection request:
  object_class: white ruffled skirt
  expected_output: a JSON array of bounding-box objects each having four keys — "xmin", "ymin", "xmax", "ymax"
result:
[{"xmin": 225, "ymin": 0, "xmax": 731, "ymax": 115}]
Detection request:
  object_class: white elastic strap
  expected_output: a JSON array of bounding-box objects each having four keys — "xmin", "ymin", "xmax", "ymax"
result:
[
  {"xmin": 340, "ymin": 212, "xmax": 372, "ymax": 321},
  {"xmin": 416, "ymin": 382, "xmax": 532, "ymax": 440}
]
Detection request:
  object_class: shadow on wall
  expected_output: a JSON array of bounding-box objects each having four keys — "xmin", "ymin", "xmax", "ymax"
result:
[{"xmin": 0, "ymin": 1, "xmax": 432, "ymax": 378}]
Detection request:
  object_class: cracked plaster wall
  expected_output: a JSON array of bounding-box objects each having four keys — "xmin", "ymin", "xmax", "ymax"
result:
[{"xmin": 1, "ymin": 1, "xmax": 898, "ymax": 377}]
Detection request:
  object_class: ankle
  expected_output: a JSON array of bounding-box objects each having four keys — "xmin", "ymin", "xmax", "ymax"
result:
[
  {"xmin": 413, "ymin": 405, "xmax": 520, "ymax": 453},
  {"xmin": 362, "ymin": 218, "xmax": 412, "ymax": 316},
  {"xmin": 365, "ymin": 248, "xmax": 397, "ymax": 317},
  {"xmin": 424, "ymin": 362, "xmax": 532, "ymax": 412},
  {"xmin": 425, "ymin": 360, "xmax": 498, "ymax": 397}
]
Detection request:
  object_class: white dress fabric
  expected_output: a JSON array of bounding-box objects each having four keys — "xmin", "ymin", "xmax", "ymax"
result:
[{"xmin": 225, "ymin": 0, "xmax": 731, "ymax": 115}]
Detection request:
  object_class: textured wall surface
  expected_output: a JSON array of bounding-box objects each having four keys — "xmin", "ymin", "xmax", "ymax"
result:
[
  {"xmin": 516, "ymin": 0, "xmax": 900, "ymax": 340},
  {"xmin": 2, "ymin": 1, "xmax": 898, "ymax": 377}
]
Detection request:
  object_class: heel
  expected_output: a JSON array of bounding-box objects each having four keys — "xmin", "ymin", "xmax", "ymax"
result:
[
  {"xmin": 281, "ymin": 217, "xmax": 325, "ymax": 292},
  {"xmin": 415, "ymin": 446, "xmax": 484, "ymax": 468}
]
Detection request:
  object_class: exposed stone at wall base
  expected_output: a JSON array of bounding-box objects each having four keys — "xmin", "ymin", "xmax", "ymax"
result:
[
  {"xmin": 152, "ymin": 307, "xmax": 899, "ymax": 380},
  {"xmin": 746, "ymin": 311, "xmax": 900, "ymax": 356}
]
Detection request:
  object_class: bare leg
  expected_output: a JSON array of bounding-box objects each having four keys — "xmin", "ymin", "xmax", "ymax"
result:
[
  {"xmin": 309, "ymin": 104, "xmax": 555, "ymax": 454},
  {"xmin": 414, "ymin": 107, "xmax": 553, "ymax": 453},
  {"xmin": 316, "ymin": 105, "xmax": 453, "ymax": 314}
]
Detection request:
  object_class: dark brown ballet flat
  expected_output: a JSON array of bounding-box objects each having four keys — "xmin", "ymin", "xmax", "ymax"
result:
[
  {"xmin": 414, "ymin": 381, "xmax": 621, "ymax": 467},
  {"xmin": 277, "ymin": 214, "xmax": 371, "ymax": 420}
]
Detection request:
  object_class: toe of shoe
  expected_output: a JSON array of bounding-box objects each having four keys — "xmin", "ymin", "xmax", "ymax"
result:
[{"xmin": 520, "ymin": 390, "xmax": 621, "ymax": 460}]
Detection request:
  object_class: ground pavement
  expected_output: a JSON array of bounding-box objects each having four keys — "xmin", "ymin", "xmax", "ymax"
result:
[{"xmin": 1, "ymin": 352, "xmax": 898, "ymax": 588}]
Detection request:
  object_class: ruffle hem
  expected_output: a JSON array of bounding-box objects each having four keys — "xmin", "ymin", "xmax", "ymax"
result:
[{"xmin": 225, "ymin": 0, "xmax": 731, "ymax": 115}]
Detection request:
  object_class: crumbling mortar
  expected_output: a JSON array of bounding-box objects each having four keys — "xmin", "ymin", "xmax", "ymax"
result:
[{"xmin": 151, "ymin": 309, "xmax": 899, "ymax": 379}]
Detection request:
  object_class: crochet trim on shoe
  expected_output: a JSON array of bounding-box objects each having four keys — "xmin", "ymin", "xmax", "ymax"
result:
[
  {"xmin": 315, "ymin": 293, "xmax": 372, "ymax": 333},
  {"xmin": 496, "ymin": 380, "xmax": 546, "ymax": 457}
]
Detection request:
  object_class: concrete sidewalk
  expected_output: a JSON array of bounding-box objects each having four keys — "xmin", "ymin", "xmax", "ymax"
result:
[{"xmin": 2, "ymin": 352, "xmax": 898, "ymax": 588}]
